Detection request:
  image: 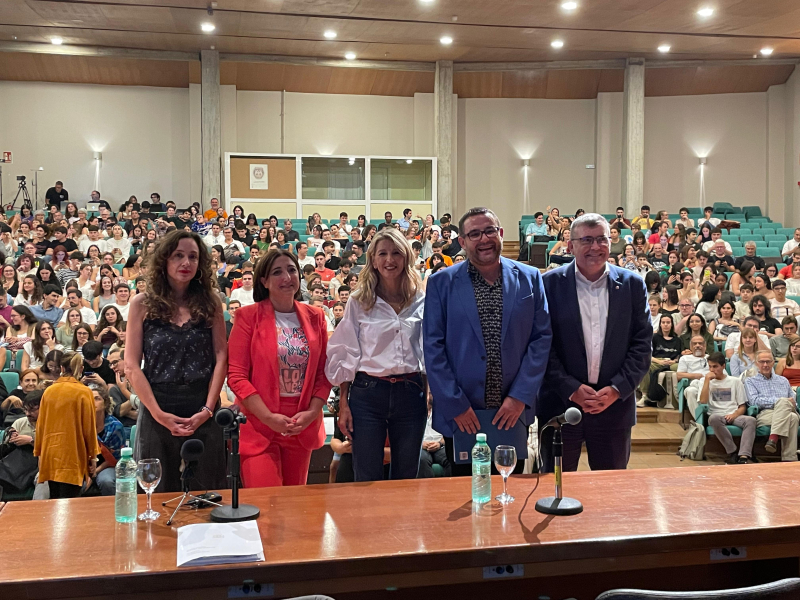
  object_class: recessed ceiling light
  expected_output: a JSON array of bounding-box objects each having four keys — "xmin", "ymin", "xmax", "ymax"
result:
[
  {"xmin": 697, "ymin": 7, "xmax": 714, "ymax": 17},
  {"xmin": 551, "ymin": 39, "xmax": 564, "ymax": 49},
  {"xmin": 50, "ymin": 37, "xmax": 63, "ymax": 45},
  {"xmin": 201, "ymin": 22, "xmax": 215, "ymax": 32},
  {"xmin": 658, "ymin": 44, "xmax": 671, "ymax": 53},
  {"xmin": 420, "ymin": 0, "xmax": 435, "ymax": 3},
  {"xmin": 561, "ymin": 1, "xmax": 578, "ymax": 10},
  {"xmin": 324, "ymin": 30, "xmax": 337, "ymax": 39},
  {"xmin": 345, "ymin": 52, "xmax": 356, "ymax": 60},
  {"xmin": 440, "ymin": 36, "xmax": 453, "ymax": 45},
  {"xmin": 406, "ymin": 159, "xmax": 413, "ymax": 164},
  {"xmin": 761, "ymin": 47, "xmax": 774, "ymax": 56}
]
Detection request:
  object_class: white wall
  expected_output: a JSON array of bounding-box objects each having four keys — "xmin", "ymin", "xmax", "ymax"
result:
[
  {"xmin": 644, "ymin": 93, "xmax": 767, "ymax": 214},
  {"xmin": 0, "ymin": 81, "xmax": 191, "ymax": 208},
  {"xmin": 2, "ymin": 78, "xmax": 796, "ymax": 227},
  {"xmin": 458, "ymin": 98, "xmax": 597, "ymax": 230}
]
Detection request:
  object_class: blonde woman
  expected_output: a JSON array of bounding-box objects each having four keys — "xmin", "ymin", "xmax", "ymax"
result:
[
  {"xmin": 325, "ymin": 228, "xmax": 426, "ymax": 482},
  {"xmin": 730, "ymin": 328, "xmax": 762, "ymax": 377},
  {"xmin": 776, "ymin": 334, "xmax": 800, "ymax": 389},
  {"xmin": 56, "ymin": 308, "xmax": 84, "ymax": 347}
]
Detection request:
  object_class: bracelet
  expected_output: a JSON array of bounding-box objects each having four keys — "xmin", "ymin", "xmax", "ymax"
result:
[{"xmin": 200, "ymin": 406, "xmax": 213, "ymax": 416}]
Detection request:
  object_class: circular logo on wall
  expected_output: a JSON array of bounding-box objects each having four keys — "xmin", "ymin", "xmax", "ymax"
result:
[{"xmin": 253, "ymin": 167, "xmax": 265, "ymax": 179}]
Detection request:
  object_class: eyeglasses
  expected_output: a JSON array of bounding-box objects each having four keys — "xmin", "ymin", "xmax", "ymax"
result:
[
  {"xmin": 109, "ymin": 360, "xmax": 120, "ymax": 367},
  {"xmin": 575, "ymin": 235, "xmax": 609, "ymax": 247},
  {"xmin": 464, "ymin": 226, "xmax": 500, "ymax": 242}
]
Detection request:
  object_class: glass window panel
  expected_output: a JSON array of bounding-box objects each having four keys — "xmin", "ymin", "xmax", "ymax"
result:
[
  {"xmin": 302, "ymin": 157, "xmax": 365, "ymax": 200},
  {"xmin": 370, "ymin": 159, "xmax": 432, "ymax": 202}
]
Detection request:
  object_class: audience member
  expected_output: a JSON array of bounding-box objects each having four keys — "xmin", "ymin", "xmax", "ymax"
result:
[
  {"xmin": 699, "ymin": 352, "xmax": 756, "ymax": 464},
  {"xmin": 775, "ymin": 335, "xmax": 800, "ymax": 388},
  {"xmin": 745, "ymin": 351, "xmax": 799, "ymax": 462},
  {"xmin": 677, "ymin": 335, "xmax": 711, "ymax": 417},
  {"xmin": 34, "ymin": 353, "xmax": 99, "ymax": 499},
  {"xmin": 770, "ymin": 316, "xmax": 798, "ymax": 360}
]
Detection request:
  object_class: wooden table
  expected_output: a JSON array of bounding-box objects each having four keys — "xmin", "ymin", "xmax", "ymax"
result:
[{"xmin": 3, "ymin": 463, "xmax": 800, "ymax": 600}]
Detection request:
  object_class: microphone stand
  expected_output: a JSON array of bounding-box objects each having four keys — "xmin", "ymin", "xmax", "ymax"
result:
[
  {"xmin": 163, "ymin": 459, "xmax": 223, "ymax": 526},
  {"xmin": 211, "ymin": 414, "xmax": 260, "ymax": 523},
  {"xmin": 535, "ymin": 423, "xmax": 583, "ymax": 516}
]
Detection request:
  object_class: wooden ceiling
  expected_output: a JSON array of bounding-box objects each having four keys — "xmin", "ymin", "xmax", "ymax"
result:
[
  {"xmin": 0, "ymin": 52, "xmax": 794, "ymax": 99},
  {"xmin": 1, "ymin": 0, "xmax": 800, "ymax": 63}
]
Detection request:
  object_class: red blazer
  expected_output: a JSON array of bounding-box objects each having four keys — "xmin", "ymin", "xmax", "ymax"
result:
[{"xmin": 228, "ymin": 300, "xmax": 332, "ymax": 454}]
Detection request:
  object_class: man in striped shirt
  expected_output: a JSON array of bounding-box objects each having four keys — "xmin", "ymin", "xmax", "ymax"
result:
[{"xmin": 745, "ymin": 350, "xmax": 799, "ymax": 461}]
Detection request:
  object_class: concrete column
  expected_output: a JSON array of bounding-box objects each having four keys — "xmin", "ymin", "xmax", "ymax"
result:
[
  {"xmin": 435, "ymin": 60, "xmax": 453, "ymax": 216},
  {"xmin": 201, "ymin": 50, "xmax": 221, "ymax": 208},
  {"xmin": 622, "ymin": 57, "xmax": 645, "ymax": 217}
]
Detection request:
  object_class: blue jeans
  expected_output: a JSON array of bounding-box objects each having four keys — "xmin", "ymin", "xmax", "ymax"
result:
[
  {"xmin": 96, "ymin": 467, "xmax": 116, "ymax": 496},
  {"xmin": 348, "ymin": 372, "xmax": 427, "ymax": 482}
]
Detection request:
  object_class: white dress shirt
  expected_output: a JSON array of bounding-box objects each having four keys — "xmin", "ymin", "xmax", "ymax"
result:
[
  {"xmin": 325, "ymin": 290, "xmax": 425, "ymax": 383},
  {"xmin": 782, "ymin": 239, "xmax": 799, "ymax": 257},
  {"xmin": 574, "ymin": 262, "xmax": 609, "ymax": 385},
  {"xmin": 205, "ymin": 233, "xmax": 225, "ymax": 247},
  {"xmin": 79, "ymin": 238, "xmax": 107, "ymax": 255}
]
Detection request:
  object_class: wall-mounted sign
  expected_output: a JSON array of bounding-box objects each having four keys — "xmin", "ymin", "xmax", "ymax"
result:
[
  {"xmin": 1, "ymin": 152, "xmax": 11, "ymax": 164},
  {"xmin": 250, "ymin": 164, "xmax": 269, "ymax": 190}
]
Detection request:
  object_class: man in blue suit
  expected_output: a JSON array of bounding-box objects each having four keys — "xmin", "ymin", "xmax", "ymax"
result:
[
  {"xmin": 540, "ymin": 213, "xmax": 651, "ymax": 471},
  {"xmin": 424, "ymin": 207, "xmax": 552, "ymax": 475}
]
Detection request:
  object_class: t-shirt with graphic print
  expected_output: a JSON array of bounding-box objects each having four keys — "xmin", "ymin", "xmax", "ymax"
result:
[{"xmin": 275, "ymin": 310, "xmax": 309, "ymax": 397}]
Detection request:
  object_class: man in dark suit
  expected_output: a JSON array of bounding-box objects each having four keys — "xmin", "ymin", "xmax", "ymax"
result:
[
  {"xmin": 540, "ymin": 213, "xmax": 651, "ymax": 471},
  {"xmin": 425, "ymin": 207, "xmax": 552, "ymax": 475}
]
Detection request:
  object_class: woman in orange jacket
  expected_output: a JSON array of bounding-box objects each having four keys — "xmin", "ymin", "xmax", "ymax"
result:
[{"xmin": 34, "ymin": 352, "xmax": 99, "ymax": 499}]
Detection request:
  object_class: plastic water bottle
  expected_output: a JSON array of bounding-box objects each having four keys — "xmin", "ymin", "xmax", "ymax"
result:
[
  {"xmin": 471, "ymin": 433, "xmax": 492, "ymax": 505},
  {"xmin": 115, "ymin": 447, "xmax": 138, "ymax": 523}
]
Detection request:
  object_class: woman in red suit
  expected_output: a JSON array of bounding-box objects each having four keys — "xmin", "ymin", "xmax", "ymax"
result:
[{"xmin": 228, "ymin": 249, "xmax": 332, "ymax": 487}]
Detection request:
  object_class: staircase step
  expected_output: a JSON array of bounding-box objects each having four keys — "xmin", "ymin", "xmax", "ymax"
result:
[
  {"xmin": 637, "ymin": 407, "xmax": 682, "ymax": 424},
  {"xmin": 631, "ymin": 422, "xmax": 685, "ymax": 453}
]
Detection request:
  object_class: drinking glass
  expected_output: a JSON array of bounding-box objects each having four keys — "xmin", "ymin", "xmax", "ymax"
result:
[
  {"xmin": 137, "ymin": 458, "xmax": 162, "ymax": 521},
  {"xmin": 494, "ymin": 445, "xmax": 517, "ymax": 504}
]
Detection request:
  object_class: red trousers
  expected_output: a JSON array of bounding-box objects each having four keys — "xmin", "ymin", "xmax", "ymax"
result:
[{"xmin": 241, "ymin": 397, "xmax": 314, "ymax": 488}]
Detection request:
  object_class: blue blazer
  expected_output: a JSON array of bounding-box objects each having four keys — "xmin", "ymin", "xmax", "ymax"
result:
[
  {"xmin": 424, "ymin": 257, "xmax": 552, "ymax": 437},
  {"xmin": 539, "ymin": 263, "xmax": 652, "ymax": 430}
]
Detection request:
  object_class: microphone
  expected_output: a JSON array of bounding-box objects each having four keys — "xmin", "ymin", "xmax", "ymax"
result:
[
  {"xmin": 215, "ymin": 407, "xmax": 246, "ymax": 429},
  {"xmin": 544, "ymin": 407, "xmax": 582, "ymax": 428},
  {"xmin": 180, "ymin": 439, "xmax": 204, "ymax": 464}
]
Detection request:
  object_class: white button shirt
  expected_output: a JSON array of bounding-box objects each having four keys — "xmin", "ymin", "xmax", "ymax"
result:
[
  {"xmin": 325, "ymin": 291, "xmax": 425, "ymax": 384},
  {"xmin": 574, "ymin": 262, "xmax": 609, "ymax": 385}
]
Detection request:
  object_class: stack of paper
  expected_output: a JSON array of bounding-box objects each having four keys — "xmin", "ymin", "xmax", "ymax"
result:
[{"xmin": 176, "ymin": 521, "xmax": 265, "ymax": 567}]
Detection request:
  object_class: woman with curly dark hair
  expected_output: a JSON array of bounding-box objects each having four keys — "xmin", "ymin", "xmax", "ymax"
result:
[{"xmin": 125, "ymin": 229, "xmax": 227, "ymax": 493}]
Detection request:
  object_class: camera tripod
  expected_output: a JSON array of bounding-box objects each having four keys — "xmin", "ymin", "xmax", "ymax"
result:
[{"xmin": 6, "ymin": 177, "xmax": 32, "ymax": 212}]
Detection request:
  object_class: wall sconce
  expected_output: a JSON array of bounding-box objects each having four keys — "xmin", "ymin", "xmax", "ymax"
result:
[
  {"xmin": 522, "ymin": 159, "xmax": 530, "ymax": 167},
  {"xmin": 699, "ymin": 157, "xmax": 707, "ymax": 165},
  {"xmin": 93, "ymin": 151, "xmax": 102, "ymax": 161}
]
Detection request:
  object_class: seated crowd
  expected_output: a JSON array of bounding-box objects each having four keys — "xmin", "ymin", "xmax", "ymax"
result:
[
  {"xmin": 0, "ymin": 192, "xmax": 467, "ymax": 498},
  {"xmin": 2, "ymin": 189, "xmax": 799, "ymax": 500}
]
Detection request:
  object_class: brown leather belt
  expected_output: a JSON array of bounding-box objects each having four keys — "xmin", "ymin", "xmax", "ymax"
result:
[{"xmin": 363, "ymin": 372, "xmax": 422, "ymax": 384}]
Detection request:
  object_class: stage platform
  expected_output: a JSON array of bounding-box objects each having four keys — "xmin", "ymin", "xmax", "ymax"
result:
[{"xmin": 2, "ymin": 463, "xmax": 800, "ymax": 600}]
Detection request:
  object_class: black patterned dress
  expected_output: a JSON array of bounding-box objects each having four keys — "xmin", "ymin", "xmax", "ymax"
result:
[{"xmin": 135, "ymin": 319, "xmax": 227, "ymax": 493}]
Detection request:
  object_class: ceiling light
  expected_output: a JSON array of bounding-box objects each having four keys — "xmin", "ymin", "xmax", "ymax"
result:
[
  {"xmin": 697, "ymin": 7, "xmax": 714, "ymax": 17},
  {"xmin": 420, "ymin": 0, "xmax": 435, "ymax": 3},
  {"xmin": 440, "ymin": 36, "xmax": 453, "ymax": 45},
  {"xmin": 50, "ymin": 37, "xmax": 63, "ymax": 45},
  {"xmin": 658, "ymin": 44, "xmax": 671, "ymax": 53},
  {"xmin": 761, "ymin": 47, "xmax": 774, "ymax": 56},
  {"xmin": 406, "ymin": 159, "xmax": 413, "ymax": 164},
  {"xmin": 551, "ymin": 39, "xmax": 564, "ymax": 49},
  {"xmin": 324, "ymin": 30, "xmax": 337, "ymax": 39},
  {"xmin": 345, "ymin": 52, "xmax": 356, "ymax": 60},
  {"xmin": 561, "ymin": 1, "xmax": 578, "ymax": 10},
  {"xmin": 201, "ymin": 22, "xmax": 215, "ymax": 32}
]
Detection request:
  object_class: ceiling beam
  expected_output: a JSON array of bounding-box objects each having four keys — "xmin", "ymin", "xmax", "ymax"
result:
[
  {"xmin": 0, "ymin": 41, "xmax": 796, "ymax": 74},
  {"xmin": 219, "ymin": 53, "xmax": 435, "ymax": 72},
  {"xmin": 646, "ymin": 58, "xmax": 800, "ymax": 68},
  {"xmin": 456, "ymin": 58, "xmax": 799, "ymax": 72},
  {"xmin": 0, "ymin": 41, "xmax": 198, "ymax": 62}
]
